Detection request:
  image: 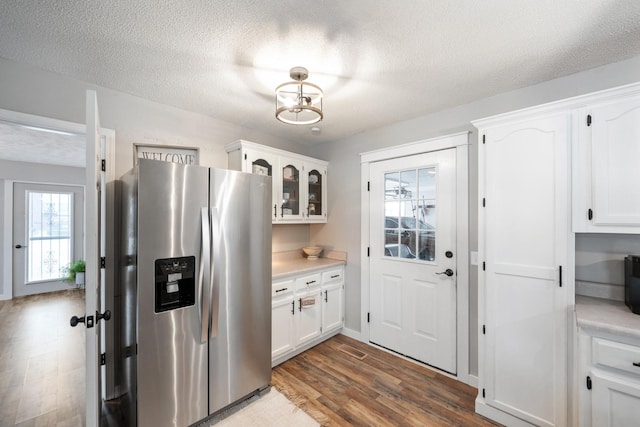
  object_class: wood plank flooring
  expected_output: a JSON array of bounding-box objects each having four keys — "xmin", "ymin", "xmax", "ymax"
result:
[
  {"xmin": 272, "ymin": 335, "xmax": 500, "ymax": 427},
  {"xmin": 0, "ymin": 290, "xmax": 85, "ymax": 427}
]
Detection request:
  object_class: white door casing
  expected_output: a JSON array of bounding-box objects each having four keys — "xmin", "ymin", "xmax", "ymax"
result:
[
  {"xmin": 369, "ymin": 149, "xmax": 457, "ymax": 374},
  {"xmin": 12, "ymin": 183, "xmax": 84, "ymax": 297}
]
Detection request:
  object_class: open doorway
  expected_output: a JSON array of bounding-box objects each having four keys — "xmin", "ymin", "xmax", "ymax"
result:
[{"xmin": 0, "ymin": 111, "xmax": 88, "ymax": 424}]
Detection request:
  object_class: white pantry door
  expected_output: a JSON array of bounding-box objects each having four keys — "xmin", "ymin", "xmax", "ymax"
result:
[
  {"xmin": 369, "ymin": 149, "xmax": 457, "ymax": 374},
  {"xmin": 85, "ymin": 90, "xmax": 104, "ymax": 426}
]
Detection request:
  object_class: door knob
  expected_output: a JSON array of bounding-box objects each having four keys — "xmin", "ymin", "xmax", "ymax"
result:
[
  {"xmin": 97, "ymin": 309, "xmax": 111, "ymax": 323},
  {"xmin": 436, "ymin": 268, "xmax": 454, "ymax": 277},
  {"xmin": 15, "ymin": 244, "xmax": 27, "ymax": 249},
  {"xmin": 70, "ymin": 315, "xmax": 85, "ymax": 327}
]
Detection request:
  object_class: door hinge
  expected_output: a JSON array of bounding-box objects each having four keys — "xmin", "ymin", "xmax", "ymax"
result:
[
  {"xmin": 367, "ymin": 181, "xmax": 370, "ymax": 191},
  {"xmin": 367, "ymin": 312, "xmax": 370, "ymax": 323},
  {"xmin": 100, "ymin": 353, "xmax": 106, "ymax": 366},
  {"xmin": 483, "ymin": 325, "xmax": 486, "ymax": 335},
  {"xmin": 587, "ymin": 114, "xmax": 592, "ymax": 126},
  {"xmin": 482, "ymin": 134, "xmax": 486, "ymax": 144},
  {"xmin": 101, "ymin": 159, "xmax": 106, "ymax": 172},
  {"xmin": 482, "ymin": 198, "xmax": 486, "ymax": 207},
  {"xmin": 559, "ymin": 265, "xmax": 563, "ymax": 287},
  {"xmin": 100, "ymin": 256, "xmax": 106, "ymax": 269},
  {"xmin": 482, "ymin": 261, "xmax": 486, "ymax": 271},
  {"xmin": 588, "ymin": 209, "xmax": 593, "ymax": 221},
  {"xmin": 482, "ymin": 388, "xmax": 486, "ymax": 398},
  {"xmin": 586, "ymin": 376, "xmax": 592, "ymax": 390}
]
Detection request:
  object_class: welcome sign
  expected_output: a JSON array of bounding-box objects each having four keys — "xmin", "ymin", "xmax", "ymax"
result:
[{"xmin": 134, "ymin": 144, "xmax": 199, "ymax": 165}]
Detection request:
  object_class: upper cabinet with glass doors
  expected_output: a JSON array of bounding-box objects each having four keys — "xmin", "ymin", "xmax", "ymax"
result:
[{"xmin": 225, "ymin": 140, "xmax": 328, "ymax": 224}]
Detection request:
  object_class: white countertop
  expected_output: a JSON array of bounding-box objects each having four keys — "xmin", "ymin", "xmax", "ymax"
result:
[
  {"xmin": 272, "ymin": 249, "xmax": 346, "ymax": 280},
  {"xmin": 575, "ymin": 295, "xmax": 640, "ymax": 341}
]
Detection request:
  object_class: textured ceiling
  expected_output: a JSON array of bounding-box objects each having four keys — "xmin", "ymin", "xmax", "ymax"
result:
[{"xmin": 1, "ymin": 0, "xmax": 640, "ymax": 157}]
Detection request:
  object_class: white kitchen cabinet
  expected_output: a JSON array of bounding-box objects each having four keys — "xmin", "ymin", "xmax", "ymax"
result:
[
  {"xmin": 572, "ymin": 87, "xmax": 640, "ymax": 233},
  {"xmin": 294, "ymin": 285, "xmax": 322, "ymax": 346},
  {"xmin": 226, "ymin": 140, "xmax": 328, "ymax": 223},
  {"xmin": 321, "ymin": 268, "xmax": 344, "ymax": 334},
  {"xmin": 474, "ymin": 112, "xmax": 570, "ymax": 427},
  {"xmin": 271, "ymin": 279, "xmax": 295, "ymax": 360},
  {"xmin": 578, "ymin": 330, "xmax": 640, "ymax": 427},
  {"xmin": 271, "ymin": 264, "xmax": 345, "ymax": 367}
]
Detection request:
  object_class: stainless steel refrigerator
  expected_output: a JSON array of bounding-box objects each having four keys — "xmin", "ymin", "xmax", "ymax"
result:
[{"xmin": 118, "ymin": 159, "xmax": 272, "ymax": 426}]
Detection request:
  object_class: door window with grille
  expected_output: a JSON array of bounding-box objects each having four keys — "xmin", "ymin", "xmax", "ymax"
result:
[{"xmin": 383, "ymin": 167, "xmax": 436, "ymax": 261}]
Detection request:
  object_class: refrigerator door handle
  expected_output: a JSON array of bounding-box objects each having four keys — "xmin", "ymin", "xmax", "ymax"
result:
[
  {"xmin": 210, "ymin": 207, "xmax": 220, "ymax": 339},
  {"xmin": 200, "ymin": 207, "xmax": 212, "ymax": 344}
]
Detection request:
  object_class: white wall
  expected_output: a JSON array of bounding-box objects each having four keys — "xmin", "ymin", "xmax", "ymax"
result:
[
  {"xmin": 0, "ymin": 159, "xmax": 85, "ymax": 299},
  {"xmin": 0, "ymin": 57, "xmax": 312, "ymax": 259},
  {"xmin": 309, "ymin": 54, "xmax": 640, "ymax": 377}
]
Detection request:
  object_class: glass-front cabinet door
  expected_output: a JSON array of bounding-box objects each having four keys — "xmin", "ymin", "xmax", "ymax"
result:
[
  {"xmin": 279, "ymin": 158, "xmax": 304, "ymax": 221},
  {"xmin": 306, "ymin": 161, "xmax": 327, "ymax": 221},
  {"xmin": 244, "ymin": 148, "xmax": 279, "ymax": 220}
]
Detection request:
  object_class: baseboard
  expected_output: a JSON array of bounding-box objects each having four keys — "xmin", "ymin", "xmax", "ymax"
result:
[
  {"xmin": 475, "ymin": 399, "xmax": 535, "ymax": 427},
  {"xmin": 338, "ymin": 327, "xmax": 364, "ymax": 343},
  {"xmin": 467, "ymin": 374, "xmax": 479, "ymax": 388}
]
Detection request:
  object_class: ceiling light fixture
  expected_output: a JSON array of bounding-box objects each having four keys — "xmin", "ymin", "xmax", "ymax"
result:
[{"xmin": 275, "ymin": 67, "xmax": 323, "ymax": 125}]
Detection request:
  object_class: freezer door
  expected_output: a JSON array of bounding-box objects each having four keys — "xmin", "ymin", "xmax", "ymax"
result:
[
  {"xmin": 209, "ymin": 168, "xmax": 272, "ymax": 415},
  {"xmin": 137, "ymin": 159, "xmax": 209, "ymax": 426}
]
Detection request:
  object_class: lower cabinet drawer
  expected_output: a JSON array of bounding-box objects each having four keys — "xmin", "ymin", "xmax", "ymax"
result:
[
  {"xmin": 295, "ymin": 273, "xmax": 322, "ymax": 291},
  {"xmin": 593, "ymin": 337, "xmax": 640, "ymax": 376},
  {"xmin": 272, "ymin": 279, "xmax": 294, "ymax": 297}
]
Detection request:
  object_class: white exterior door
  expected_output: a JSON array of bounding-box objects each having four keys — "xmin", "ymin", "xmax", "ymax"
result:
[
  {"xmin": 12, "ymin": 182, "xmax": 84, "ymax": 297},
  {"xmin": 369, "ymin": 149, "xmax": 457, "ymax": 374},
  {"xmin": 481, "ymin": 113, "xmax": 568, "ymax": 427}
]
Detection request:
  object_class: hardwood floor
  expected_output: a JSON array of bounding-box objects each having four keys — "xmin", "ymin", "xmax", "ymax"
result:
[
  {"xmin": 272, "ymin": 335, "xmax": 500, "ymax": 427},
  {"xmin": 0, "ymin": 290, "xmax": 85, "ymax": 427}
]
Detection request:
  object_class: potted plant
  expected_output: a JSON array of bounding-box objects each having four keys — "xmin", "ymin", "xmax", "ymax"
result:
[{"xmin": 63, "ymin": 260, "xmax": 86, "ymax": 287}]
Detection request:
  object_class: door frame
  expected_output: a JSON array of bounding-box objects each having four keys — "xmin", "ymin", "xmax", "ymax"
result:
[
  {"xmin": 360, "ymin": 131, "xmax": 470, "ymax": 384},
  {"xmin": 0, "ymin": 107, "xmax": 116, "ymax": 416}
]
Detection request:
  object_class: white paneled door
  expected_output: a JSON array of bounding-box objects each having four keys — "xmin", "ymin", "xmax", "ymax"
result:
[
  {"xmin": 481, "ymin": 113, "xmax": 569, "ymax": 427},
  {"xmin": 369, "ymin": 149, "xmax": 457, "ymax": 374},
  {"xmin": 85, "ymin": 90, "xmax": 104, "ymax": 426}
]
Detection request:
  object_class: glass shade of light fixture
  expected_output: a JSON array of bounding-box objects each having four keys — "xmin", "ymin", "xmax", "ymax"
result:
[{"xmin": 275, "ymin": 67, "xmax": 323, "ymax": 125}]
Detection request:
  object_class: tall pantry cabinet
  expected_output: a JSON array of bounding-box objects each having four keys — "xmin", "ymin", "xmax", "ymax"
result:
[
  {"xmin": 475, "ymin": 112, "xmax": 571, "ymax": 427},
  {"xmin": 474, "ymin": 81, "xmax": 640, "ymax": 427}
]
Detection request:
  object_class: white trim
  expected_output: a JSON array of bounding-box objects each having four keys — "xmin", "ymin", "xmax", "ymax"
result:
[
  {"xmin": 2, "ymin": 180, "xmax": 13, "ymax": 300},
  {"xmin": 360, "ymin": 132, "xmax": 471, "ymax": 385},
  {"xmin": 475, "ymin": 400, "xmax": 535, "ymax": 427},
  {"xmin": 340, "ymin": 327, "xmax": 365, "ymax": 343},
  {"xmin": 360, "ymin": 132, "xmax": 469, "ymax": 164},
  {"xmin": 0, "ymin": 108, "xmax": 86, "ymax": 134},
  {"xmin": 471, "ymin": 81, "xmax": 640, "ymax": 128}
]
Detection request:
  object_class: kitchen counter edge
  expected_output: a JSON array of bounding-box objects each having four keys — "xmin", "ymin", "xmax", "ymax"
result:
[
  {"xmin": 272, "ymin": 250, "xmax": 346, "ymax": 280},
  {"xmin": 575, "ymin": 295, "xmax": 640, "ymax": 341}
]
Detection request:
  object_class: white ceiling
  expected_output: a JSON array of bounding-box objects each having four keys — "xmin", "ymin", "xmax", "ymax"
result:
[{"xmin": 1, "ymin": 0, "xmax": 640, "ymax": 164}]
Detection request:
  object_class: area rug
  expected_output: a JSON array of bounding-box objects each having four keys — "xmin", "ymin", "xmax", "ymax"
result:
[{"xmin": 205, "ymin": 388, "xmax": 319, "ymax": 426}]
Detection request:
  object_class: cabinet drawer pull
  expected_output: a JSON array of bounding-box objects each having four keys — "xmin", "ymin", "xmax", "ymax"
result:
[
  {"xmin": 331, "ymin": 274, "xmax": 339, "ymax": 279},
  {"xmin": 634, "ymin": 362, "xmax": 640, "ymax": 367},
  {"xmin": 275, "ymin": 287, "xmax": 288, "ymax": 293},
  {"xmin": 306, "ymin": 280, "xmax": 316, "ymax": 285}
]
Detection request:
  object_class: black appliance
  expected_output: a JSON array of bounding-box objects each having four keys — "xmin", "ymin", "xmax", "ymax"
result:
[{"xmin": 624, "ymin": 255, "xmax": 640, "ymax": 315}]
